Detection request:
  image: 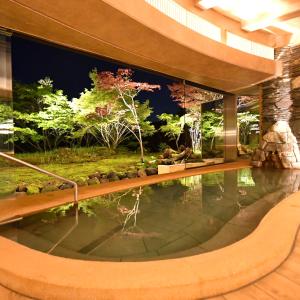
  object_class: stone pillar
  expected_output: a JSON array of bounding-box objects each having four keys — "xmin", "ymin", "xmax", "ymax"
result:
[
  {"xmin": 224, "ymin": 94, "xmax": 237, "ymax": 162},
  {"xmin": 290, "ymin": 45, "xmax": 300, "ymax": 144},
  {"xmin": 0, "ymin": 30, "xmax": 13, "ymax": 153},
  {"xmin": 262, "ymin": 45, "xmax": 300, "ymax": 146},
  {"xmin": 261, "ymin": 47, "xmax": 292, "ymax": 134}
]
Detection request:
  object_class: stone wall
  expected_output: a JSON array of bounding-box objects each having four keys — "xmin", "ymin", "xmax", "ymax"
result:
[
  {"xmin": 290, "ymin": 45, "xmax": 300, "ymax": 143},
  {"xmin": 261, "ymin": 45, "xmax": 300, "ymax": 144}
]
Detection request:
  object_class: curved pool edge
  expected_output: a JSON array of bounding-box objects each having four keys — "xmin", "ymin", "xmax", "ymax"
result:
[{"xmin": 0, "ymin": 189, "xmax": 299, "ymax": 299}]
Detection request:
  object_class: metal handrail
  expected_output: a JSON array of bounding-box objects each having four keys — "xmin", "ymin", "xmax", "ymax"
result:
[
  {"xmin": 47, "ymin": 204, "xmax": 79, "ymax": 254},
  {"xmin": 0, "ymin": 152, "xmax": 78, "ymax": 203}
]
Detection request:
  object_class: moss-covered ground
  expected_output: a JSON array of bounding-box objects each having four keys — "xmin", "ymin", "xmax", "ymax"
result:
[{"xmin": 0, "ymin": 147, "xmax": 157, "ymax": 197}]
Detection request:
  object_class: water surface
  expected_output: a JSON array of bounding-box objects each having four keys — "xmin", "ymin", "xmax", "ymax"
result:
[{"xmin": 1, "ymin": 168, "xmax": 299, "ymax": 261}]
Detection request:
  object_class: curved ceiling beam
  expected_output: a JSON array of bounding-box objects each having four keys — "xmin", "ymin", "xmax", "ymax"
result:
[{"xmin": 0, "ymin": 0, "xmax": 281, "ymax": 93}]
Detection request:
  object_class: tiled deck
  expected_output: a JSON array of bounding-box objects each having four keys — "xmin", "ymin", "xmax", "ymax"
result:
[{"xmin": 209, "ymin": 229, "xmax": 300, "ymax": 300}]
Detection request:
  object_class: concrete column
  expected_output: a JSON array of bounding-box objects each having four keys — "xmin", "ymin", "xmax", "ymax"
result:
[
  {"xmin": 223, "ymin": 94, "xmax": 237, "ymax": 162},
  {"xmin": 0, "ymin": 30, "xmax": 13, "ymax": 153}
]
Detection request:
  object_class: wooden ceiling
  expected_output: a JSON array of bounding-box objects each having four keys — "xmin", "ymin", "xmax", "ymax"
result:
[{"xmin": 196, "ymin": 0, "xmax": 300, "ymax": 45}]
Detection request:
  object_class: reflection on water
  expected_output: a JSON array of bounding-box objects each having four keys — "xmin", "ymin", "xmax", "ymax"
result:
[{"xmin": 1, "ymin": 168, "xmax": 300, "ymax": 261}]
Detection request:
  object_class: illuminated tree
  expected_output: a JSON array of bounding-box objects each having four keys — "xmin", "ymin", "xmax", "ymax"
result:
[
  {"xmin": 72, "ymin": 71, "xmax": 130, "ymax": 150},
  {"xmin": 158, "ymin": 113, "xmax": 184, "ymax": 150},
  {"xmin": 97, "ymin": 69, "xmax": 160, "ymax": 162},
  {"xmin": 12, "ymin": 78, "xmax": 75, "ymax": 151},
  {"xmin": 168, "ymin": 82, "xmax": 222, "ymax": 154}
]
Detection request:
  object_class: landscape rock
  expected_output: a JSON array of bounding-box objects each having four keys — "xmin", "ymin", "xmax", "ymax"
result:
[
  {"xmin": 107, "ymin": 172, "xmax": 117, "ymax": 178},
  {"xmin": 117, "ymin": 173, "xmax": 127, "ymax": 180},
  {"xmin": 252, "ymin": 120, "xmax": 300, "ymax": 169},
  {"xmin": 137, "ymin": 169, "xmax": 147, "ymax": 177},
  {"xmin": 99, "ymin": 178, "xmax": 109, "ymax": 184},
  {"xmin": 145, "ymin": 167, "xmax": 158, "ymax": 176},
  {"xmin": 162, "ymin": 148, "xmax": 175, "ymax": 159},
  {"xmin": 126, "ymin": 172, "xmax": 137, "ymax": 179},
  {"xmin": 75, "ymin": 178, "xmax": 88, "ymax": 186},
  {"xmin": 58, "ymin": 182, "xmax": 74, "ymax": 190},
  {"xmin": 41, "ymin": 184, "xmax": 59, "ymax": 193},
  {"xmin": 16, "ymin": 183, "xmax": 27, "ymax": 193},
  {"xmin": 88, "ymin": 172, "xmax": 101, "ymax": 180},
  {"xmin": 108, "ymin": 175, "xmax": 120, "ymax": 182},
  {"xmin": 26, "ymin": 184, "xmax": 41, "ymax": 195},
  {"xmin": 87, "ymin": 178, "xmax": 100, "ymax": 185}
]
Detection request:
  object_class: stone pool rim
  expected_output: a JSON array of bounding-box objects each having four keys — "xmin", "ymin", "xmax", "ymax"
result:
[{"xmin": 0, "ymin": 162, "xmax": 300, "ymax": 299}]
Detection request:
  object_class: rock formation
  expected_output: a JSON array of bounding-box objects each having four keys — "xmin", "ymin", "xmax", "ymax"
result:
[
  {"xmin": 252, "ymin": 120, "xmax": 300, "ymax": 169},
  {"xmin": 262, "ymin": 45, "xmax": 300, "ymax": 143}
]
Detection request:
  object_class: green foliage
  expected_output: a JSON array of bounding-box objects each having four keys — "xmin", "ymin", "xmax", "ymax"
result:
[
  {"xmin": 158, "ymin": 113, "xmax": 183, "ymax": 149},
  {"xmin": 72, "ymin": 79, "xmax": 127, "ymax": 149},
  {"xmin": 12, "ymin": 78, "xmax": 75, "ymax": 151},
  {"xmin": 130, "ymin": 100, "xmax": 155, "ymax": 136},
  {"xmin": 10, "ymin": 70, "xmax": 157, "ymax": 154},
  {"xmin": 0, "ymin": 102, "xmax": 13, "ymax": 123},
  {"xmin": 72, "ymin": 70, "xmax": 155, "ymax": 151},
  {"xmin": 0, "ymin": 147, "xmax": 157, "ymax": 195},
  {"xmin": 13, "ymin": 78, "xmax": 53, "ymax": 112},
  {"xmin": 202, "ymin": 111, "xmax": 223, "ymax": 140},
  {"xmin": 237, "ymin": 112, "xmax": 259, "ymax": 145}
]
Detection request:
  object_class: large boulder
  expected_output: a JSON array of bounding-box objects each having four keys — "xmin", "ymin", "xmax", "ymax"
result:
[{"xmin": 252, "ymin": 120, "xmax": 300, "ymax": 169}]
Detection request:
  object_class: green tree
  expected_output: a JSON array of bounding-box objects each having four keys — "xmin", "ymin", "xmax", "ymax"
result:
[
  {"xmin": 237, "ymin": 111, "xmax": 259, "ymax": 145},
  {"xmin": 0, "ymin": 102, "xmax": 13, "ymax": 123},
  {"xmin": 72, "ymin": 70, "xmax": 131, "ymax": 150},
  {"xmin": 202, "ymin": 111, "xmax": 223, "ymax": 150},
  {"xmin": 158, "ymin": 113, "xmax": 183, "ymax": 149},
  {"xmin": 168, "ymin": 82, "xmax": 223, "ymax": 156},
  {"xmin": 12, "ymin": 78, "xmax": 75, "ymax": 151}
]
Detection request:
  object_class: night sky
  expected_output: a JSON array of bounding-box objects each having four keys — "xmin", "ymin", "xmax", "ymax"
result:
[{"xmin": 11, "ymin": 35, "xmax": 182, "ymax": 118}]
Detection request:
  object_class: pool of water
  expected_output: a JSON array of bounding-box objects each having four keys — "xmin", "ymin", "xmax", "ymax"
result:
[{"xmin": 1, "ymin": 167, "xmax": 299, "ymax": 261}]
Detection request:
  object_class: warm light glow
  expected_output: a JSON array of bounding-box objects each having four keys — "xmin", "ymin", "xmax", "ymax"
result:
[
  {"xmin": 198, "ymin": 0, "xmax": 221, "ymax": 10},
  {"xmin": 273, "ymin": 21, "xmax": 299, "ymax": 34},
  {"xmin": 227, "ymin": 32, "xmax": 274, "ymax": 59},
  {"xmin": 199, "ymin": 0, "xmax": 282, "ymax": 21},
  {"xmin": 242, "ymin": 15, "xmax": 280, "ymax": 32},
  {"xmin": 145, "ymin": 0, "xmax": 221, "ymax": 41},
  {"xmin": 145, "ymin": 0, "xmax": 274, "ymax": 59}
]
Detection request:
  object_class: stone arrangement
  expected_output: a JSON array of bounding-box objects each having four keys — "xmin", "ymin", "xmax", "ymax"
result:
[
  {"xmin": 252, "ymin": 120, "xmax": 300, "ymax": 169},
  {"xmin": 262, "ymin": 45, "xmax": 300, "ymax": 143},
  {"xmin": 16, "ymin": 167, "xmax": 159, "ymax": 195}
]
